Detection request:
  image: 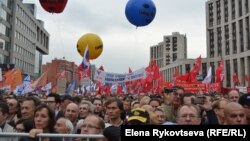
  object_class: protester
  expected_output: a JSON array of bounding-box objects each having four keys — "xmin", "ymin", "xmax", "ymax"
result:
[
  {"xmin": 93, "ymin": 98, "xmax": 104, "ymax": 119},
  {"xmin": 153, "ymin": 108, "xmax": 166, "ymax": 125},
  {"xmin": 212, "ymin": 99, "xmax": 229, "ymax": 124},
  {"xmin": 79, "ymin": 115, "xmax": 105, "ymax": 141},
  {"xmin": 54, "ymin": 117, "xmax": 74, "ymax": 134},
  {"xmin": 160, "ymin": 86, "xmax": 184, "ymax": 122},
  {"xmin": 105, "ymin": 98, "xmax": 125, "ymax": 127},
  {"xmin": 6, "ymin": 97, "xmax": 20, "ymax": 127},
  {"xmin": 64, "ymin": 103, "xmax": 79, "ymax": 133},
  {"xmin": 26, "ymin": 104, "xmax": 61, "ymax": 141},
  {"xmin": 176, "ymin": 104, "xmax": 201, "ymax": 125},
  {"xmin": 103, "ymin": 126, "xmax": 120, "ymax": 141},
  {"xmin": 223, "ymin": 102, "xmax": 247, "ymax": 125},
  {"xmin": 0, "ymin": 102, "xmax": 16, "ymax": 141},
  {"xmin": 78, "ymin": 100, "xmax": 93, "ymax": 119},
  {"xmin": 238, "ymin": 94, "xmax": 250, "ymax": 124},
  {"xmin": 127, "ymin": 108, "xmax": 150, "ymax": 125},
  {"xmin": 227, "ymin": 90, "xmax": 240, "ymax": 103},
  {"xmin": 46, "ymin": 93, "xmax": 63, "ymax": 120},
  {"xmin": 60, "ymin": 95, "xmax": 73, "ymax": 114}
]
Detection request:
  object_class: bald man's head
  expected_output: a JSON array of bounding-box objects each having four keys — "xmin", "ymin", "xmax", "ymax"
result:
[
  {"xmin": 65, "ymin": 103, "xmax": 79, "ymax": 123},
  {"xmin": 224, "ymin": 102, "xmax": 247, "ymax": 125},
  {"xmin": 224, "ymin": 102, "xmax": 242, "ymax": 114}
]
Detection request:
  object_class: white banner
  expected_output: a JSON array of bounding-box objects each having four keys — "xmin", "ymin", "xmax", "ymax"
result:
[{"xmin": 94, "ymin": 67, "xmax": 146, "ymax": 83}]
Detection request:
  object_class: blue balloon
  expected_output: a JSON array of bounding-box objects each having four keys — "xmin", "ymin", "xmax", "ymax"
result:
[{"xmin": 125, "ymin": 0, "xmax": 156, "ymax": 27}]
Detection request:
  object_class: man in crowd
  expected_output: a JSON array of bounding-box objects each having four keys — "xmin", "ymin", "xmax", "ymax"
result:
[
  {"xmin": 105, "ymin": 97, "xmax": 125, "ymax": 127},
  {"xmin": 223, "ymin": 102, "xmax": 247, "ymax": 125},
  {"xmin": 64, "ymin": 102, "xmax": 79, "ymax": 131},
  {"xmin": 78, "ymin": 100, "xmax": 93, "ymax": 120},
  {"xmin": 212, "ymin": 99, "xmax": 229, "ymax": 124},
  {"xmin": 227, "ymin": 90, "xmax": 240, "ymax": 103},
  {"xmin": 239, "ymin": 94, "xmax": 250, "ymax": 124},
  {"xmin": 80, "ymin": 115, "xmax": 105, "ymax": 141},
  {"xmin": 176, "ymin": 104, "xmax": 201, "ymax": 125},
  {"xmin": 0, "ymin": 102, "xmax": 16, "ymax": 141},
  {"xmin": 46, "ymin": 93, "xmax": 64, "ymax": 120},
  {"xmin": 127, "ymin": 107, "xmax": 150, "ymax": 125},
  {"xmin": 93, "ymin": 98, "xmax": 104, "ymax": 119},
  {"xmin": 6, "ymin": 97, "xmax": 19, "ymax": 127},
  {"xmin": 54, "ymin": 117, "xmax": 74, "ymax": 134},
  {"xmin": 160, "ymin": 86, "xmax": 184, "ymax": 122}
]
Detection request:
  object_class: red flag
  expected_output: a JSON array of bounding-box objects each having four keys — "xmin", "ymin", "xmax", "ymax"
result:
[
  {"xmin": 215, "ymin": 58, "xmax": 224, "ymax": 83},
  {"xmin": 173, "ymin": 68, "xmax": 179, "ymax": 82},
  {"xmin": 98, "ymin": 65, "xmax": 104, "ymax": 71},
  {"xmin": 78, "ymin": 64, "xmax": 90, "ymax": 80},
  {"xmin": 104, "ymin": 84, "xmax": 111, "ymax": 94},
  {"xmin": 117, "ymin": 84, "xmax": 123, "ymax": 95},
  {"xmin": 128, "ymin": 67, "xmax": 132, "ymax": 73},
  {"xmin": 188, "ymin": 55, "xmax": 202, "ymax": 82},
  {"xmin": 31, "ymin": 71, "xmax": 48, "ymax": 89},
  {"xmin": 233, "ymin": 72, "xmax": 240, "ymax": 85}
]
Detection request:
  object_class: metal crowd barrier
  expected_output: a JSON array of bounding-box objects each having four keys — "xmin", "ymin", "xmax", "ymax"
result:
[{"xmin": 0, "ymin": 132, "xmax": 104, "ymax": 141}]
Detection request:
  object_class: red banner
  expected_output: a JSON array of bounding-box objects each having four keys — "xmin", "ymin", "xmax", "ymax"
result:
[
  {"xmin": 164, "ymin": 82, "xmax": 221, "ymax": 93},
  {"xmin": 208, "ymin": 83, "xmax": 221, "ymax": 93},
  {"xmin": 175, "ymin": 83, "xmax": 206, "ymax": 93}
]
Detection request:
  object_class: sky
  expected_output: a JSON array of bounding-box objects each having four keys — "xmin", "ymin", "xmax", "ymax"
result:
[{"xmin": 23, "ymin": 0, "xmax": 207, "ymax": 73}]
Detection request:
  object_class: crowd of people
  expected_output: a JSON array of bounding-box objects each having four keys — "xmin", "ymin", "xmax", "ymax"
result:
[{"xmin": 0, "ymin": 86, "xmax": 249, "ymax": 141}]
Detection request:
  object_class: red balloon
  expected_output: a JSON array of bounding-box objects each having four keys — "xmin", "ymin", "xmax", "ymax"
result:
[{"xmin": 39, "ymin": 0, "xmax": 68, "ymax": 13}]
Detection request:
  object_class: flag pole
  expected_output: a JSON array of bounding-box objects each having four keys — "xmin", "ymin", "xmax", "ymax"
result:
[{"xmin": 89, "ymin": 66, "xmax": 92, "ymax": 95}]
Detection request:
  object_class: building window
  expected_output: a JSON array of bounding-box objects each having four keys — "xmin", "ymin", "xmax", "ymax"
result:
[
  {"xmin": 224, "ymin": 0, "xmax": 229, "ymax": 22},
  {"xmin": 172, "ymin": 37, "xmax": 177, "ymax": 52},
  {"xmin": 216, "ymin": 0, "xmax": 221, "ymax": 25},
  {"xmin": 238, "ymin": 0, "xmax": 242, "ymax": 17},
  {"xmin": 239, "ymin": 20, "xmax": 244, "ymax": 52},
  {"xmin": 233, "ymin": 59, "xmax": 238, "ymax": 73},
  {"xmin": 217, "ymin": 27, "xmax": 222, "ymax": 56},
  {"xmin": 226, "ymin": 60, "xmax": 231, "ymax": 87},
  {"xmin": 165, "ymin": 37, "xmax": 170, "ymax": 43},
  {"xmin": 209, "ymin": 29, "xmax": 215, "ymax": 57},
  {"xmin": 245, "ymin": 0, "xmax": 249, "ymax": 13},
  {"xmin": 246, "ymin": 16, "xmax": 250, "ymax": 50},
  {"xmin": 209, "ymin": 3, "xmax": 214, "ymax": 26},
  {"xmin": 185, "ymin": 64, "xmax": 190, "ymax": 73},
  {"xmin": 225, "ymin": 25, "xmax": 230, "ymax": 55},
  {"xmin": 173, "ymin": 53, "xmax": 177, "ymax": 62},
  {"xmin": 232, "ymin": 22, "xmax": 237, "ymax": 54},
  {"xmin": 202, "ymin": 63, "xmax": 207, "ymax": 80},
  {"xmin": 231, "ymin": 0, "xmax": 235, "ymax": 19}
]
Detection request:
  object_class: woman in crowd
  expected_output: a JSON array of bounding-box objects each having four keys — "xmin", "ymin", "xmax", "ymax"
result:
[{"xmin": 26, "ymin": 104, "xmax": 61, "ymax": 141}]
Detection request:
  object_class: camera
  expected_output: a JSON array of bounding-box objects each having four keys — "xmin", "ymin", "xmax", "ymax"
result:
[{"xmin": 191, "ymin": 97, "xmax": 205, "ymax": 105}]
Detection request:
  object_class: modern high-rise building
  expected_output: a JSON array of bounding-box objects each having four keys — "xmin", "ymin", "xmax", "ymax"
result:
[
  {"xmin": 0, "ymin": 0, "xmax": 49, "ymax": 78},
  {"xmin": 153, "ymin": 0, "xmax": 250, "ymax": 87},
  {"xmin": 206, "ymin": 0, "xmax": 250, "ymax": 87},
  {"xmin": 150, "ymin": 32, "xmax": 187, "ymax": 68}
]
